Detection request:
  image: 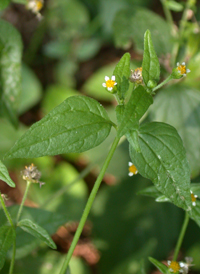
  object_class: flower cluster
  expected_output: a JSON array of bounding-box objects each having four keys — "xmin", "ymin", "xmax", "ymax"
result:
[
  {"xmin": 128, "ymin": 162, "xmax": 138, "ymax": 176},
  {"xmin": 21, "ymin": 163, "xmax": 45, "ymax": 188},
  {"xmin": 129, "ymin": 67, "xmax": 143, "ymax": 84},
  {"xmin": 176, "ymin": 62, "xmax": 190, "ymax": 76}
]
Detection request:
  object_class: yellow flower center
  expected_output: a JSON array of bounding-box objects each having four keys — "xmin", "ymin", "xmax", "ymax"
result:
[
  {"xmin": 36, "ymin": 1, "xmax": 43, "ymax": 11},
  {"xmin": 106, "ymin": 79, "xmax": 116, "ymax": 88},
  {"xmin": 169, "ymin": 261, "xmax": 180, "ymax": 273},
  {"xmin": 191, "ymin": 193, "xmax": 197, "ymax": 203},
  {"xmin": 177, "ymin": 64, "xmax": 186, "ymax": 75},
  {"xmin": 129, "ymin": 164, "xmax": 138, "ymax": 175}
]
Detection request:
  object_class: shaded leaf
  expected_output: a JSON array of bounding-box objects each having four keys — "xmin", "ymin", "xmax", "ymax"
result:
[
  {"xmin": 148, "ymin": 257, "xmax": 168, "ymax": 274},
  {"xmin": 0, "ymin": 20, "xmax": 23, "ymax": 127},
  {"xmin": 113, "ymin": 52, "xmax": 130, "ymax": 99},
  {"xmin": 142, "ymin": 30, "xmax": 160, "ymax": 86},
  {"xmin": 129, "ymin": 122, "xmax": 192, "ymax": 211},
  {"xmin": 18, "ymin": 219, "xmax": 56, "ymax": 249},
  {"xmin": 116, "ymin": 85, "xmax": 153, "ymax": 137},
  {"xmin": 137, "ymin": 185, "xmax": 162, "ymax": 199},
  {"xmin": 113, "ymin": 8, "xmax": 172, "ymax": 55},
  {"xmin": 166, "ymin": 0, "xmax": 183, "ymax": 12},
  {"xmin": 5, "ymin": 96, "xmax": 113, "ymax": 159},
  {"xmin": 149, "ymin": 85, "xmax": 200, "ymax": 178},
  {"xmin": 0, "ymin": 225, "xmax": 15, "ymax": 270},
  {"xmin": 0, "ymin": 160, "xmax": 15, "ymax": 187}
]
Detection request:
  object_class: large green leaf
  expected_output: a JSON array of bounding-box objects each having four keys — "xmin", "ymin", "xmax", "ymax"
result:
[
  {"xmin": 0, "ymin": 20, "xmax": 23, "ymax": 127},
  {"xmin": 0, "ymin": 160, "xmax": 15, "ymax": 187},
  {"xmin": 113, "ymin": 8, "xmax": 172, "ymax": 55},
  {"xmin": 149, "ymin": 85, "xmax": 200, "ymax": 178},
  {"xmin": 116, "ymin": 85, "xmax": 153, "ymax": 137},
  {"xmin": 142, "ymin": 30, "xmax": 160, "ymax": 86},
  {"xmin": 5, "ymin": 96, "xmax": 113, "ymax": 159},
  {"xmin": 0, "ymin": 225, "xmax": 15, "ymax": 270},
  {"xmin": 113, "ymin": 52, "xmax": 130, "ymax": 99},
  {"xmin": 18, "ymin": 219, "xmax": 57, "ymax": 249},
  {"xmin": 129, "ymin": 122, "xmax": 192, "ymax": 211}
]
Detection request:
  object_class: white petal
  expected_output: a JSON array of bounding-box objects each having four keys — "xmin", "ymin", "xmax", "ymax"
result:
[
  {"xmin": 167, "ymin": 261, "xmax": 171, "ymax": 265},
  {"xmin": 186, "ymin": 69, "xmax": 191, "ymax": 73},
  {"xmin": 179, "ymin": 262, "xmax": 185, "ymax": 267},
  {"xmin": 102, "ymin": 83, "xmax": 106, "ymax": 87},
  {"xmin": 192, "ymin": 202, "xmax": 196, "ymax": 206},
  {"xmin": 105, "ymin": 76, "xmax": 109, "ymax": 81},
  {"xmin": 114, "ymin": 82, "xmax": 117, "ymax": 85},
  {"xmin": 128, "ymin": 172, "xmax": 133, "ymax": 176},
  {"xmin": 182, "ymin": 62, "xmax": 186, "ymax": 65},
  {"xmin": 129, "ymin": 162, "xmax": 133, "ymax": 166},
  {"xmin": 107, "ymin": 87, "xmax": 113, "ymax": 91},
  {"xmin": 135, "ymin": 170, "xmax": 138, "ymax": 174},
  {"xmin": 111, "ymin": 75, "xmax": 115, "ymax": 81},
  {"xmin": 190, "ymin": 190, "xmax": 193, "ymax": 194},
  {"xmin": 177, "ymin": 62, "xmax": 180, "ymax": 66},
  {"xmin": 194, "ymin": 194, "xmax": 198, "ymax": 198}
]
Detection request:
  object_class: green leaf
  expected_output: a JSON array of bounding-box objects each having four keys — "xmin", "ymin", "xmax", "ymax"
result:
[
  {"xmin": 5, "ymin": 96, "xmax": 113, "ymax": 159},
  {"xmin": 113, "ymin": 8, "xmax": 172, "ymax": 55},
  {"xmin": 0, "ymin": 0, "xmax": 10, "ymax": 10},
  {"xmin": 166, "ymin": 0, "xmax": 184, "ymax": 12},
  {"xmin": 113, "ymin": 52, "xmax": 130, "ymax": 99},
  {"xmin": 148, "ymin": 257, "xmax": 169, "ymax": 274},
  {"xmin": 129, "ymin": 122, "xmax": 192, "ymax": 211},
  {"xmin": 142, "ymin": 30, "xmax": 160, "ymax": 86},
  {"xmin": 116, "ymin": 85, "xmax": 153, "ymax": 137},
  {"xmin": 0, "ymin": 161, "xmax": 15, "ymax": 187},
  {"xmin": 0, "ymin": 225, "xmax": 15, "ymax": 270},
  {"xmin": 12, "ymin": 0, "xmax": 27, "ymax": 3},
  {"xmin": 0, "ymin": 20, "xmax": 23, "ymax": 127},
  {"xmin": 18, "ymin": 219, "xmax": 57, "ymax": 249},
  {"xmin": 149, "ymin": 85, "xmax": 200, "ymax": 178}
]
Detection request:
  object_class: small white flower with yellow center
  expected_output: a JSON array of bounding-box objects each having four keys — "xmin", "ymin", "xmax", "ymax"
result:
[
  {"xmin": 168, "ymin": 260, "xmax": 182, "ymax": 273},
  {"xmin": 27, "ymin": 0, "xmax": 44, "ymax": 20},
  {"xmin": 128, "ymin": 162, "xmax": 138, "ymax": 176},
  {"xmin": 102, "ymin": 76, "xmax": 117, "ymax": 92},
  {"xmin": 190, "ymin": 190, "xmax": 198, "ymax": 206},
  {"xmin": 180, "ymin": 257, "xmax": 194, "ymax": 274},
  {"xmin": 176, "ymin": 62, "xmax": 190, "ymax": 76}
]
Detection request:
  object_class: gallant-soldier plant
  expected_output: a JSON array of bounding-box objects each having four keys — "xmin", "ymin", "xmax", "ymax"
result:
[{"xmin": 0, "ymin": 0, "xmax": 200, "ymax": 273}]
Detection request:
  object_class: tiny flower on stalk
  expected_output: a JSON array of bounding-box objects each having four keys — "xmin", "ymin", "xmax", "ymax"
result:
[
  {"xmin": 102, "ymin": 76, "xmax": 117, "ymax": 93},
  {"xmin": 1, "ymin": 194, "xmax": 8, "ymax": 202},
  {"xmin": 21, "ymin": 163, "xmax": 45, "ymax": 188},
  {"xmin": 190, "ymin": 190, "xmax": 198, "ymax": 206},
  {"xmin": 171, "ymin": 62, "xmax": 190, "ymax": 79},
  {"xmin": 167, "ymin": 260, "xmax": 182, "ymax": 273},
  {"xmin": 129, "ymin": 67, "xmax": 143, "ymax": 84},
  {"xmin": 128, "ymin": 162, "xmax": 138, "ymax": 176},
  {"xmin": 26, "ymin": 0, "xmax": 43, "ymax": 20}
]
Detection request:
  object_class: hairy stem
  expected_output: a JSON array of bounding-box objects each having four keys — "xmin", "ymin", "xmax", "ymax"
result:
[
  {"xmin": 16, "ymin": 181, "xmax": 32, "ymax": 223},
  {"xmin": 59, "ymin": 135, "xmax": 121, "ymax": 274}
]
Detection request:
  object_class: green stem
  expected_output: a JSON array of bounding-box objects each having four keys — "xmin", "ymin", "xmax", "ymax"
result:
[
  {"xmin": 160, "ymin": 0, "xmax": 174, "ymax": 32},
  {"xmin": 59, "ymin": 135, "xmax": 121, "ymax": 274},
  {"xmin": 0, "ymin": 193, "xmax": 16, "ymax": 274},
  {"xmin": 0, "ymin": 193, "xmax": 14, "ymax": 227},
  {"xmin": 16, "ymin": 181, "xmax": 32, "ymax": 223},
  {"xmin": 173, "ymin": 212, "xmax": 190, "ymax": 261},
  {"xmin": 152, "ymin": 75, "xmax": 173, "ymax": 92},
  {"xmin": 9, "ymin": 237, "xmax": 16, "ymax": 274}
]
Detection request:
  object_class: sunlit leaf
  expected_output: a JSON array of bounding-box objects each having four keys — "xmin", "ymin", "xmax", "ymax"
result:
[
  {"xmin": 0, "ymin": 225, "xmax": 15, "ymax": 270},
  {"xmin": 0, "ymin": 160, "xmax": 15, "ymax": 187}
]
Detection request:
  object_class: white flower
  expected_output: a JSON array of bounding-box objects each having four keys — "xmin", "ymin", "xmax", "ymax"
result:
[
  {"xmin": 102, "ymin": 76, "xmax": 117, "ymax": 91},
  {"xmin": 176, "ymin": 62, "xmax": 190, "ymax": 76},
  {"xmin": 128, "ymin": 162, "xmax": 138, "ymax": 176},
  {"xmin": 190, "ymin": 190, "xmax": 198, "ymax": 206}
]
